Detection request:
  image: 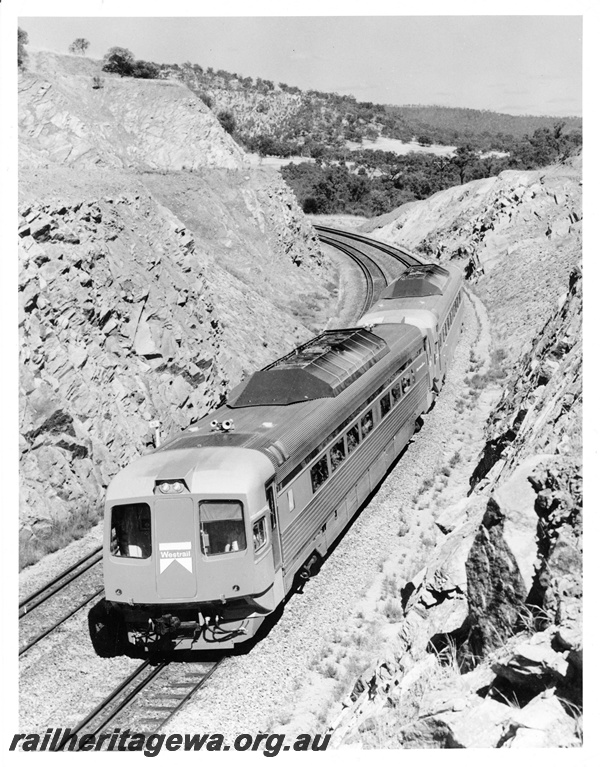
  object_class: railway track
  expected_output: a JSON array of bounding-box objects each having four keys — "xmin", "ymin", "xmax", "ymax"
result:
[
  {"xmin": 52, "ymin": 659, "xmax": 222, "ymax": 750},
  {"xmin": 314, "ymin": 224, "xmax": 423, "ymax": 269},
  {"xmin": 318, "ymin": 234, "xmax": 388, "ymax": 316},
  {"xmin": 19, "ymin": 546, "xmax": 104, "ymax": 656}
]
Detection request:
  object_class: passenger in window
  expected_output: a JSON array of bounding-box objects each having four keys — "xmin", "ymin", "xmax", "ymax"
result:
[
  {"xmin": 311, "ymin": 456, "xmax": 329, "ymax": 492},
  {"xmin": 253, "ymin": 518, "xmax": 267, "ymax": 551},
  {"xmin": 330, "ymin": 439, "xmax": 345, "ymax": 471},
  {"xmin": 347, "ymin": 425, "xmax": 359, "ymax": 453},
  {"xmin": 391, "ymin": 384, "xmax": 402, "ymax": 403},
  {"xmin": 380, "ymin": 393, "xmax": 391, "ymax": 417},
  {"xmin": 361, "ymin": 411, "xmax": 373, "ymax": 438}
]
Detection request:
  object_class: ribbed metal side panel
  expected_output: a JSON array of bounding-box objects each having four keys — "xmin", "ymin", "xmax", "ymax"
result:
[
  {"xmin": 280, "ymin": 376, "xmax": 428, "ymax": 567},
  {"xmin": 272, "ymin": 339, "xmax": 424, "ymax": 482}
]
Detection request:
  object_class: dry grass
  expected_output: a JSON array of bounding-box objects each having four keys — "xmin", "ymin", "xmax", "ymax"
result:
[{"xmin": 19, "ymin": 503, "xmax": 102, "ymax": 570}]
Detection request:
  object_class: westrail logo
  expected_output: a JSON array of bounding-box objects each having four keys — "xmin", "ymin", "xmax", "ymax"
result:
[{"xmin": 159, "ymin": 541, "xmax": 193, "ymax": 573}]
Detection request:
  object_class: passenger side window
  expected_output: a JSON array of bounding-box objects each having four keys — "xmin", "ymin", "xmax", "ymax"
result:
[
  {"xmin": 253, "ymin": 517, "xmax": 267, "ymax": 552},
  {"xmin": 347, "ymin": 424, "xmax": 360, "ymax": 454},
  {"xmin": 266, "ymin": 485, "xmax": 277, "ymax": 530},
  {"xmin": 380, "ymin": 392, "xmax": 391, "ymax": 418},
  {"xmin": 391, "ymin": 382, "xmax": 403, "ymax": 404},
  {"xmin": 330, "ymin": 438, "xmax": 346, "ymax": 472},
  {"xmin": 361, "ymin": 410, "xmax": 374, "ymax": 439},
  {"xmin": 310, "ymin": 455, "xmax": 329, "ymax": 493},
  {"xmin": 401, "ymin": 374, "xmax": 412, "ymax": 394}
]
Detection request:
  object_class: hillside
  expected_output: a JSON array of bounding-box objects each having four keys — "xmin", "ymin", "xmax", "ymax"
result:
[
  {"xmin": 317, "ymin": 157, "xmax": 582, "ymax": 746},
  {"xmin": 18, "ymin": 52, "xmax": 340, "ymax": 565},
  {"xmin": 159, "ymin": 62, "xmax": 582, "ymax": 156}
]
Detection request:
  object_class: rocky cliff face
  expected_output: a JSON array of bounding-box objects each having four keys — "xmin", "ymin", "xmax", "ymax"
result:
[
  {"xmin": 363, "ymin": 157, "xmax": 582, "ymax": 355},
  {"xmin": 18, "ymin": 52, "xmax": 338, "ymax": 564},
  {"xmin": 329, "ymin": 158, "xmax": 582, "ymax": 747},
  {"xmin": 20, "ymin": 51, "xmax": 246, "ymax": 170}
]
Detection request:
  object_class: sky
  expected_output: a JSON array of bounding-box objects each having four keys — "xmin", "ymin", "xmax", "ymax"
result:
[{"xmin": 12, "ymin": 9, "xmax": 583, "ymax": 117}]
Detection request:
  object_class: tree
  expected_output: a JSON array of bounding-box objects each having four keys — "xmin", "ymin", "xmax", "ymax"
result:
[
  {"xmin": 69, "ymin": 38, "xmax": 90, "ymax": 55},
  {"xmin": 102, "ymin": 47, "xmax": 135, "ymax": 77},
  {"xmin": 18, "ymin": 27, "xmax": 29, "ymax": 69},
  {"xmin": 302, "ymin": 197, "xmax": 319, "ymax": 214},
  {"xmin": 132, "ymin": 60, "xmax": 160, "ymax": 79},
  {"xmin": 451, "ymin": 145, "xmax": 479, "ymax": 184},
  {"xmin": 217, "ymin": 110, "xmax": 236, "ymax": 135}
]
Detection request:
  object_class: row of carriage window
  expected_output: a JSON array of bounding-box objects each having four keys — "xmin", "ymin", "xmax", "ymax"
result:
[
  {"xmin": 309, "ymin": 365, "xmax": 416, "ymax": 494},
  {"xmin": 110, "ymin": 501, "xmax": 268, "ymax": 560},
  {"xmin": 440, "ymin": 290, "xmax": 462, "ymax": 345},
  {"xmin": 307, "ymin": 290, "xmax": 461, "ymax": 498}
]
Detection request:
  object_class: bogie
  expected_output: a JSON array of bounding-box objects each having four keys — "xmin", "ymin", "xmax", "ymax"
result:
[{"xmin": 88, "ymin": 599, "xmax": 128, "ymax": 658}]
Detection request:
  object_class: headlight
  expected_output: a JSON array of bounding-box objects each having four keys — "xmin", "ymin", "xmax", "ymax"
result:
[{"xmin": 156, "ymin": 479, "xmax": 186, "ymax": 494}]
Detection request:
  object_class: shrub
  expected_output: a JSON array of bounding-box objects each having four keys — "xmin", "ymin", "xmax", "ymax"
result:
[
  {"xmin": 217, "ymin": 110, "xmax": 236, "ymax": 135},
  {"xmin": 198, "ymin": 92, "xmax": 213, "ymax": 108},
  {"xmin": 449, "ymin": 450, "xmax": 461, "ymax": 468},
  {"xmin": 132, "ymin": 60, "xmax": 160, "ymax": 79},
  {"xmin": 383, "ymin": 598, "xmax": 404, "ymax": 622},
  {"xmin": 102, "ymin": 46, "xmax": 135, "ymax": 77}
]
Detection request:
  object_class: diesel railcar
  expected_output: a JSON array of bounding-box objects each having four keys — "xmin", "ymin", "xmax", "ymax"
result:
[{"xmin": 89, "ymin": 262, "xmax": 464, "ymax": 656}]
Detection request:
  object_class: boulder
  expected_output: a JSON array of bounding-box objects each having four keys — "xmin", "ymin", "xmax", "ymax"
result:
[
  {"xmin": 501, "ymin": 691, "xmax": 581, "ymax": 747},
  {"xmin": 435, "ymin": 698, "xmax": 510, "ymax": 747},
  {"xmin": 491, "ymin": 639, "xmax": 569, "ymax": 690}
]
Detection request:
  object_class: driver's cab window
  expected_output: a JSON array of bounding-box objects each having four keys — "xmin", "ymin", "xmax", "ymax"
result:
[
  {"xmin": 111, "ymin": 503, "xmax": 151, "ymax": 558},
  {"xmin": 199, "ymin": 501, "xmax": 246, "ymax": 555}
]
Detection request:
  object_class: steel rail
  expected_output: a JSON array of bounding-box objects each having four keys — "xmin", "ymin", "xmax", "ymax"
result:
[
  {"xmin": 52, "ymin": 660, "xmax": 166, "ymax": 751},
  {"xmin": 52, "ymin": 659, "xmax": 223, "ymax": 750},
  {"xmin": 141, "ymin": 659, "xmax": 224, "ymax": 734},
  {"xmin": 314, "ymin": 224, "xmax": 424, "ymax": 267},
  {"xmin": 19, "ymin": 589, "xmax": 104, "ymax": 656},
  {"xmin": 19, "ymin": 547, "xmax": 103, "ymax": 617},
  {"xmin": 318, "ymin": 235, "xmax": 387, "ymax": 317}
]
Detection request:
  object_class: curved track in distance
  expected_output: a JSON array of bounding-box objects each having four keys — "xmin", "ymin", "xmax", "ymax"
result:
[
  {"xmin": 318, "ymin": 234, "xmax": 388, "ymax": 317},
  {"xmin": 314, "ymin": 224, "xmax": 423, "ymax": 269}
]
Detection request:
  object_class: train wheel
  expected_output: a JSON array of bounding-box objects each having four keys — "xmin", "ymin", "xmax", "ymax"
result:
[{"xmin": 88, "ymin": 599, "xmax": 126, "ymax": 658}]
